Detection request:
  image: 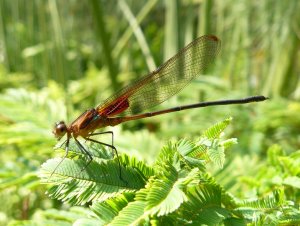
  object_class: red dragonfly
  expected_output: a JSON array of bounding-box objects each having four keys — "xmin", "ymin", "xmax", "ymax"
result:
[{"xmin": 52, "ymin": 35, "xmax": 267, "ymax": 177}]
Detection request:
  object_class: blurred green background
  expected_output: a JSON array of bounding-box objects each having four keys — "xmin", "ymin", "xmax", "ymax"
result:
[{"xmin": 0, "ymin": 0, "xmax": 299, "ymax": 224}]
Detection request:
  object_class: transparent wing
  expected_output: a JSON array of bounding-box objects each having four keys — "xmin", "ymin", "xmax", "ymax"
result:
[{"xmin": 96, "ymin": 35, "xmax": 221, "ymax": 116}]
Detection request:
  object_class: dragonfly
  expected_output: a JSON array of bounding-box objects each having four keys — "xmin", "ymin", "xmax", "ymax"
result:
[{"xmin": 52, "ymin": 35, "xmax": 267, "ymax": 179}]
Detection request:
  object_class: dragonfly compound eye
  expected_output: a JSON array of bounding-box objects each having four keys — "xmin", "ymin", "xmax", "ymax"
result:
[{"xmin": 53, "ymin": 121, "xmax": 67, "ymax": 139}]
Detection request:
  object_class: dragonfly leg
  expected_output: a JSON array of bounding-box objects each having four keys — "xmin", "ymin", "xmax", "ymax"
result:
[
  {"xmin": 74, "ymin": 138, "xmax": 93, "ymax": 173},
  {"xmin": 87, "ymin": 131, "xmax": 114, "ymax": 148},
  {"xmin": 54, "ymin": 139, "xmax": 67, "ymax": 150},
  {"xmin": 49, "ymin": 138, "xmax": 70, "ymax": 180},
  {"xmin": 87, "ymin": 131, "xmax": 117, "ymax": 159},
  {"xmin": 85, "ymin": 136, "xmax": 125, "ymax": 184}
]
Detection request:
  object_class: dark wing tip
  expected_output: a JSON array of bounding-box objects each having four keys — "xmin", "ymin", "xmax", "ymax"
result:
[{"xmin": 206, "ymin": 35, "xmax": 220, "ymax": 42}]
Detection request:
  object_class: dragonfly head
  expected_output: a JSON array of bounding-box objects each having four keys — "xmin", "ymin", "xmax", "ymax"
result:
[{"xmin": 53, "ymin": 121, "xmax": 68, "ymax": 140}]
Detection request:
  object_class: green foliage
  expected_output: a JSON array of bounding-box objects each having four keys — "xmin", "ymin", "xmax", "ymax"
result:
[
  {"xmin": 0, "ymin": 87, "xmax": 65, "ymax": 225},
  {"xmin": 1, "ymin": 0, "xmax": 299, "ymax": 225},
  {"xmin": 35, "ymin": 118, "xmax": 300, "ymax": 225},
  {"xmin": 8, "ymin": 206, "xmax": 97, "ymax": 226},
  {"xmin": 1, "ymin": 86, "xmax": 299, "ymax": 225},
  {"xmin": 1, "ymin": 0, "xmax": 299, "ymax": 97},
  {"xmin": 40, "ymin": 156, "xmax": 150, "ymax": 205},
  {"xmin": 240, "ymin": 145, "xmax": 300, "ymax": 197}
]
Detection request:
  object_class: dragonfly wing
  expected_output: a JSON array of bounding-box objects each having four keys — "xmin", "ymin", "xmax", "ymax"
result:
[{"xmin": 97, "ymin": 35, "xmax": 221, "ymax": 116}]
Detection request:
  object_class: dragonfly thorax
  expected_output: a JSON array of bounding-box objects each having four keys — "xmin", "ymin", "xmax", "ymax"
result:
[{"xmin": 53, "ymin": 121, "xmax": 68, "ymax": 140}]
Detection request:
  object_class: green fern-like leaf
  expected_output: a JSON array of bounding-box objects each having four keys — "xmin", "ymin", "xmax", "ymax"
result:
[
  {"xmin": 221, "ymin": 138, "xmax": 238, "ymax": 149},
  {"xmin": 207, "ymin": 141, "xmax": 226, "ymax": 168},
  {"xmin": 131, "ymin": 150, "xmax": 197, "ymax": 217},
  {"xmin": 109, "ymin": 200, "xmax": 148, "ymax": 226},
  {"xmin": 40, "ymin": 156, "xmax": 147, "ymax": 205},
  {"xmin": 278, "ymin": 151, "xmax": 300, "ymax": 176},
  {"xmin": 91, "ymin": 193, "xmax": 135, "ymax": 224},
  {"xmin": 235, "ymin": 190, "xmax": 284, "ymax": 222},
  {"xmin": 202, "ymin": 117, "xmax": 232, "ymax": 139},
  {"xmin": 96, "ymin": 144, "xmax": 203, "ymax": 224},
  {"xmin": 279, "ymin": 210, "xmax": 300, "ymax": 225},
  {"xmin": 187, "ymin": 117, "xmax": 234, "ymax": 162},
  {"xmin": 239, "ymin": 190, "xmax": 283, "ymax": 210},
  {"xmin": 178, "ymin": 183, "xmax": 231, "ymax": 225},
  {"xmin": 176, "ymin": 139, "xmax": 206, "ymax": 171},
  {"xmin": 144, "ymin": 166, "xmax": 187, "ymax": 216},
  {"xmin": 40, "ymin": 140, "xmax": 155, "ymax": 205},
  {"xmin": 120, "ymin": 153, "xmax": 155, "ymax": 180}
]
